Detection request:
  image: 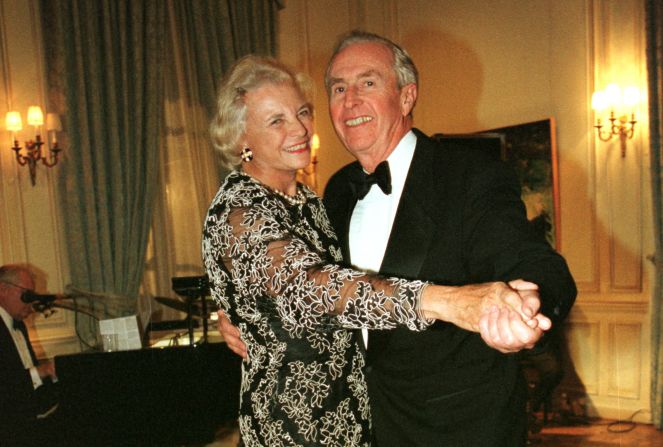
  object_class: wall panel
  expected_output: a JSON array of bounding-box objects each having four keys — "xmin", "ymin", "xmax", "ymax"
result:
[
  {"xmin": 592, "ymin": 0, "xmax": 646, "ymax": 295},
  {"xmin": 568, "ymin": 302, "xmax": 650, "ymax": 421},
  {"xmin": 566, "ymin": 320, "xmax": 601, "ymax": 395},
  {"xmin": 551, "ymin": 0, "xmax": 600, "ymax": 292},
  {"xmin": 607, "ymin": 322, "xmax": 642, "ymax": 399}
]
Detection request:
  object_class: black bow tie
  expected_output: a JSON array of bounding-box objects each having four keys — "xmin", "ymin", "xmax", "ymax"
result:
[
  {"xmin": 12, "ymin": 319, "xmax": 23, "ymax": 330},
  {"xmin": 350, "ymin": 161, "xmax": 392, "ymax": 200}
]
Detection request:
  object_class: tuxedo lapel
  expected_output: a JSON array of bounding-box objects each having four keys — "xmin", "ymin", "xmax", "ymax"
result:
[
  {"xmin": 324, "ymin": 162, "xmax": 362, "ymax": 264},
  {"xmin": 326, "ymin": 135, "xmax": 441, "ymax": 278},
  {"xmin": 337, "ymin": 197, "xmax": 356, "ymax": 264},
  {"xmin": 0, "ymin": 317, "xmax": 29, "ymax": 369},
  {"xmin": 3, "ymin": 318, "xmax": 38, "ymax": 365},
  {"xmin": 380, "ymin": 131, "xmax": 438, "ymax": 279},
  {"xmin": 15, "ymin": 320, "xmax": 38, "ymax": 364}
]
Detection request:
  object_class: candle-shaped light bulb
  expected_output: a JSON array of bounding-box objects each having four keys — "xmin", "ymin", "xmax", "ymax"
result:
[{"xmin": 310, "ymin": 133, "xmax": 320, "ymax": 160}]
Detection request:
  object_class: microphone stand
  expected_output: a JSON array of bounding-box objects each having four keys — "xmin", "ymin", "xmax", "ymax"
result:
[
  {"xmin": 201, "ymin": 296, "xmax": 208, "ymax": 344},
  {"xmin": 171, "ymin": 275, "xmax": 210, "ymax": 346},
  {"xmin": 183, "ymin": 292, "xmax": 208, "ymax": 345},
  {"xmin": 187, "ymin": 298, "xmax": 195, "ymax": 346},
  {"xmin": 50, "ymin": 302, "xmax": 100, "ymax": 320}
]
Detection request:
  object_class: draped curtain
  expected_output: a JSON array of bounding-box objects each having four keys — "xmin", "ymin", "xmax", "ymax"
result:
[
  {"xmin": 140, "ymin": 0, "xmax": 281, "ymax": 320},
  {"xmin": 646, "ymin": 0, "xmax": 663, "ymax": 429},
  {"xmin": 40, "ymin": 0, "xmax": 282, "ymax": 343},
  {"xmin": 40, "ymin": 1, "xmax": 166, "ymax": 334}
]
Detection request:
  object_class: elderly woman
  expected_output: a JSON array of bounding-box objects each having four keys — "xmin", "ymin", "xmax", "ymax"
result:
[{"xmin": 202, "ymin": 55, "xmax": 545, "ymax": 446}]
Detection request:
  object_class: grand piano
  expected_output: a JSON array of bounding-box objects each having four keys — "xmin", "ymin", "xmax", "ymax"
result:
[{"xmin": 53, "ymin": 343, "xmax": 241, "ymax": 446}]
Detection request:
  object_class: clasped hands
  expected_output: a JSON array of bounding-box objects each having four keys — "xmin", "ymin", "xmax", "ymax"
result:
[
  {"xmin": 422, "ymin": 279, "xmax": 551, "ymax": 354},
  {"xmin": 481, "ymin": 280, "xmax": 551, "ymax": 353},
  {"xmin": 217, "ymin": 279, "xmax": 551, "ymax": 358}
]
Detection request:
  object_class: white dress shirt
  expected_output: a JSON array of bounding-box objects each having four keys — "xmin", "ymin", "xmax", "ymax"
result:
[
  {"xmin": 0, "ymin": 306, "xmax": 43, "ymax": 389},
  {"xmin": 348, "ymin": 130, "xmax": 417, "ymax": 345}
]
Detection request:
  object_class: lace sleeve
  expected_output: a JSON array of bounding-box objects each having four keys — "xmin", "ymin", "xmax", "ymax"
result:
[{"xmin": 219, "ymin": 204, "xmax": 431, "ymax": 334}]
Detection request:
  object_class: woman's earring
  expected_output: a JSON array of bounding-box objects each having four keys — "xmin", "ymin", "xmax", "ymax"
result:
[{"xmin": 240, "ymin": 147, "xmax": 253, "ymax": 162}]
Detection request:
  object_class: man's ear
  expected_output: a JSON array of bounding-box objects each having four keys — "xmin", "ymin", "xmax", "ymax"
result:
[{"xmin": 400, "ymin": 83, "xmax": 418, "ymax": 117}]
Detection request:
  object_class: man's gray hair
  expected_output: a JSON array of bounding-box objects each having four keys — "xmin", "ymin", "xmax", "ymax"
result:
[
  {"xmin": 324, "ymin": 30, "xmax": 419, "ymax": 93},
  {"xmin": 0, "ymin": 264, "xmax": 32, "ymax": 285}
]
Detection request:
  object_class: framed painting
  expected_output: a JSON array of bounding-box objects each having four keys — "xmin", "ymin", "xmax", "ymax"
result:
[{"xmin": 434, "ymin": 118, "xmax": 560, "ymax": 249}]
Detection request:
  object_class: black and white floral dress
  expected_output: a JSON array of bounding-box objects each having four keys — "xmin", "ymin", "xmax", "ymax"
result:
[{"xmin": 202, "ymin": 171, "xmax": 431, "ymax": 446}]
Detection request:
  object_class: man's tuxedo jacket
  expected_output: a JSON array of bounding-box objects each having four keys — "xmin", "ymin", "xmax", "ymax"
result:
[
  {"xmin": 0, "ymin": 319, "xmax": 40, "ymax": 424},
  {"xmin": 324, "ymin": 128, "xmax": 576, "ymax": 446},
  {"xmin": 0, "ymin": 318, "xmax": 57, "ymax": 445}
]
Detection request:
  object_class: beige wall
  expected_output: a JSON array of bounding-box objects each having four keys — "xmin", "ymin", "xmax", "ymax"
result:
[
  {"xmin": 0, "ymin": 0, "xmax": 652, "ymax": 421},
  {"xmin": 0, "ymin": 0, "xmax": 78, "ymax": 358},
  {"xmin": 278, "ymin": 0, "xmax": 652, "ymax": 421}
]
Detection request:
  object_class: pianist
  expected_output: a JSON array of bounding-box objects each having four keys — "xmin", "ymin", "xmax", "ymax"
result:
[{"xmin": 0, "ymin": 264, "xmax": 59, "ymax": 445}]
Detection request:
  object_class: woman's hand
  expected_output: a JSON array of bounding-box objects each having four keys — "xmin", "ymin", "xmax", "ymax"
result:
[{"xmin": 217, "ymin": 310, "xmax": 248, "ymax": 359}]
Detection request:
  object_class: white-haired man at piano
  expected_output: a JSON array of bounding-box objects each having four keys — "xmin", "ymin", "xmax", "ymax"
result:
[{"xmin": 0, "ymin": 264, "xmax": 59, "ymax": 445}]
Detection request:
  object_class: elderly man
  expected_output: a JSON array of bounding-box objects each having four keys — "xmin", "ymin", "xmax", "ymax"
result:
[
  {"xmin": 322, "ymin": 30, "xmax": 576, "ymax": 446},
  {"xmin": 0, "ymin": 264, "xmax": 58, "ymax": 444},
  {"xmin": 221, "ymin": 30, "xmax": 576, "ymax": 446}
]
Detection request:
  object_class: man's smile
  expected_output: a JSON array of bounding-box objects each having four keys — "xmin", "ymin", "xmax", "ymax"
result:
[{"xmin": 345, "ymin": 116, "xmax": 373, "ymax": 127}]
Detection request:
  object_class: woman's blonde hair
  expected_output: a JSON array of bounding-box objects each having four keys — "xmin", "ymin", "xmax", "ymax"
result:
[{"xmin": 210, "ymin": 55, "xmax": 313, "ymax": 170}]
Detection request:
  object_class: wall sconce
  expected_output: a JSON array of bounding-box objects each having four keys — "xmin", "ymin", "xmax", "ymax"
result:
[
  {"xmin": 5, "ymin": 106, "xmax": 62, "ymax": 186},
  {"xmin": 591, "ymin": 84, "xmax": 640, "ymax": 157}
]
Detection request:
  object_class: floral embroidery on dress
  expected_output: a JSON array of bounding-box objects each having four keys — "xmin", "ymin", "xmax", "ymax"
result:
[{"xmin": 202, "ymin": 171, "xmax": 430, "ymax": 446}]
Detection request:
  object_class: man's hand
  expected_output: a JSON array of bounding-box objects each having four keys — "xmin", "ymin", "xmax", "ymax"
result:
[
  {"xmin": 422, "ymin": 279, "xmax": 551, "ymax": 353},
  {"xmin": 477, "ymin": 279, "xmax": 552, "ymax": 353},
  {"xmin": 508, "ymin": 279, "xmax": 552, "ymax": 330},
  {"xmin": 425, "ymin": 280, "xmax": 538, "ymax": 331},
  {"xmin": 217, "ymin": 310, "xmax": 247, "ymax": 359}
]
